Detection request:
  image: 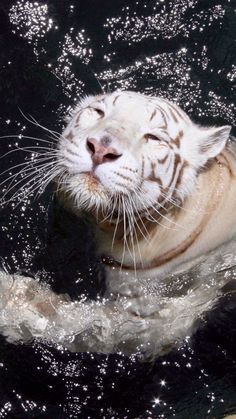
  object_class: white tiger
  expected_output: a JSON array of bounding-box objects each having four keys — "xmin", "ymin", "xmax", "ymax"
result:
[{"xmin": 0, "ymin": 90, "xmax": 236, "ymax": 359}]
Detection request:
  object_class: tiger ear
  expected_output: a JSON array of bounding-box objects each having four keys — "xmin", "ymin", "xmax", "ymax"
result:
[{"xmin": 199, "ymin": 125, "xmax": 231, "ymax": 159}]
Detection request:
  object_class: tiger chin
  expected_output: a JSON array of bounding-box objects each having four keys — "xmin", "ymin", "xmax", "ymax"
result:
[{"xmin": 1, "ymin": 90, "xmax": 236, "ymax": 360}]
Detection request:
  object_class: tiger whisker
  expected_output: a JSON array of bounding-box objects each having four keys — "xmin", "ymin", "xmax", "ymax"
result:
[
  {"xmin": 128, "ymin": 192, "xmax": 151, "ymax": 242},
  {"xmin": 160, "ymin": 188, "xmax": 207, "ymax": 214},
  {"xmin": 126, "ymin": 194, "xmax": 141, "ymax": 273},
  {"xmin": 0, "ymin": 154, "xmax": 57, "ymax": 180},
  {"xmin": 0, "ymin": 146, "xmax": 58, "ymax": 160},
  {"xmin": 132, "ymin": 187, "xmax": 177, "ymax": 231},
  {"xmin": 120, "ymin": 195, "xmax": 131, "ymax": 269},
  {"xmin": 1, "ymin": 161, "xmax": 58, "ymax": 202},
  {"xmin": 9, "ymin": 165, "xmax": 61, "ymax": 204},
  {"xmin": 145, "ymin": 203, "xmax": 182, "ymax": 230},
  {"xmin": 111, "ymin": 195, "xmax": 121, "ymax": 251},
  {"xmin": 135, "ymin": 184, "xmax": 183, "ymax": 230},
  {"xmin": 0, "ymin": 134, "xmax": 57, "ymax": 146},
  {"xmin": 18, "ymin": 109, "xmax": 63, "ymax": 142},
  {"xmin": 34, "ymin": 167, "xmax": 62, "ymax": 198},
  {"xmin": 0, "ymin": 159, "xmax": 56, "ymax": 194}
]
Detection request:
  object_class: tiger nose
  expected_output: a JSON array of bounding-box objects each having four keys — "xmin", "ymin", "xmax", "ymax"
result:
[{"xmin": 86, "ymin": 137, "xmax": 122, "ymax": 165}]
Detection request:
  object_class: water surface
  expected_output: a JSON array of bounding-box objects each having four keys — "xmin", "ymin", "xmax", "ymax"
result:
[{"xmin": 0, "ymin": 0, "xmax": 236, "ymax": 418}]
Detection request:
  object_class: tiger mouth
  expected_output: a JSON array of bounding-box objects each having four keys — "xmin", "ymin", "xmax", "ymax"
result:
[
  {"xmin": 80, "ymin": 171, "xmax": 101, "ymax": 191},
  {"xmin": 80, "ymin": 171, "xmax": 99, "ymax": 182}
]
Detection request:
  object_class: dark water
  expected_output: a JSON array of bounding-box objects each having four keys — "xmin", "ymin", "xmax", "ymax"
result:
[{"xmin": 0, "ymin": 0, "xmax": 236, "ymax": 417}]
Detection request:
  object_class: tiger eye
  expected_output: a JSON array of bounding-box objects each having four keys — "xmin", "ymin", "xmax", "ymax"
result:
[
  {"xmin": 89, "ymin": 107, "xmax": 105, "ymax": 117},
  {"xmin": 144, "ymin": 133, "xmax": 161, "ymax": 142},
  {"xmin": 94, "ymin": 108, "xmax": 105, "ymax": 117}
]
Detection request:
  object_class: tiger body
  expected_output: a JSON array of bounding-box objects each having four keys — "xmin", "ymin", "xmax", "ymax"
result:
[
  {"xmin": 60, "ymin": 91, "xmax": 234, "ymax": 295},
  {"xmin": 0, "ymin": 90, "xmax": 235, "ymax": 358}
]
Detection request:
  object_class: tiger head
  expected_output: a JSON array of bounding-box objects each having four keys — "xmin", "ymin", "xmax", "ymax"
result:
[{"xmin": 57, "ymin": 91, "xmax": 231, "ymax": 219}]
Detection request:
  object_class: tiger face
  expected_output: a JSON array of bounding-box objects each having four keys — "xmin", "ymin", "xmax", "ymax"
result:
[{"xmin": 57, "ymin": 91, "xmax": 230, "ymax": 218}]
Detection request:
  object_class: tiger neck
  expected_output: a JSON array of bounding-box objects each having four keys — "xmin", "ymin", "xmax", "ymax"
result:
[{"xmin": 98, "ymin": 155, "xmax": 230, "ymax": 271}]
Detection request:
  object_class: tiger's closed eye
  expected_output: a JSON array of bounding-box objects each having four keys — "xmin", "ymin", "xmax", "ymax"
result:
[
  {"xmin": 92, "ymin": 108, "xmax": 105, "ymax": 117},
  {"xmin": 144, "ymin": 133, "xmax": 162, "ymax": 142}
]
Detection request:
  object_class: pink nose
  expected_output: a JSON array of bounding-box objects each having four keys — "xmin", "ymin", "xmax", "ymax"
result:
[{"xmin": 86, "ymin": 137, "xmax": 122, "ymax": 166}]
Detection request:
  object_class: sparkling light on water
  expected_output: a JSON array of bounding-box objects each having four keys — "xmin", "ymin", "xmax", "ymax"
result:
[
  {"xmin": 9, "ymin": 1, "xmax": 54, "ymax": 43},
  {"xmin": 105, "ymin": 3, "xmax": 225, "ymax": 42}
]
